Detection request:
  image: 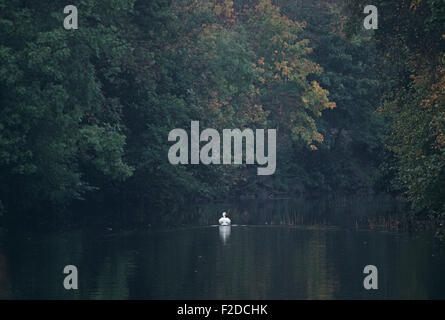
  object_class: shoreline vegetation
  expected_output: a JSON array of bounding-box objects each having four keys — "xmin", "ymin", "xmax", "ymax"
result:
[
  {"xmin": 0, "ymin": 1, "xmax": 444, "ymax": 235},
  {"xmin": 1, "ymin": 195, "xmax": 443, "ymax": 242}
]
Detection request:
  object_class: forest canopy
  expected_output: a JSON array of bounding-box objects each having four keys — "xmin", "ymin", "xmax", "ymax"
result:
[{"xmin": 0, "ymin": 0, "xmax": 443, "ymax": 224}]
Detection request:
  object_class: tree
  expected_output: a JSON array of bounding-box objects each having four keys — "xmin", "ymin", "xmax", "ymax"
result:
[
  {"xmin": 345, "ymin": 0, "xmax": 445, "ymax": 218},
  {"xmin": 0, "ymin": 0, "xmax": 133, "ymax": 216}
]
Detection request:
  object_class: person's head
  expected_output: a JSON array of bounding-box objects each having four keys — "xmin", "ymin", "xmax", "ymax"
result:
[{"xmin": 222, "ymin": 212, "xmax": 227, "ymax": 217}]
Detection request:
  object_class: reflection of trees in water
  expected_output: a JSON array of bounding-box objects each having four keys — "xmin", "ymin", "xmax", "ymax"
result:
[
  {"xmin": 304, "ymin": 232, "xmax": 338, "ymax": 299},
  {"xmin": 0, "ymin": 210, "xmax": 441, "ymax": 299},
  {"xmin": 1, "ymin": 231, "xmax": 138, "ymax": 299},
  {"xmin": 87, "ymin": 251, "xmax": 136, "ymax": 299},
  {"xmin": 132, "ymin": 227, "xmax": 340, "ymax": 299},
  {"xmin": 2, "ymin": 231, "xmax": 84, "ymax": 299}
]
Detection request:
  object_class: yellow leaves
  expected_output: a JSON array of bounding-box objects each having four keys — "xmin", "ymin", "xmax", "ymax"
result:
[
  {"xmin": 311, "ymin": 81, "xmax": 323, "ymax": 93},
  {"xmin": 314, "ymin": 133, "xmax": 324, "ymax": 143},
  {"xmin": 436, "ymin": 134, "xmax": 445, "ymax": 149},
  {"xmin": 409, "ymin": 74, "xmax": 423, "ymax": 81},
  {"xmin": 376, "ymin": 106, "xmax": 384, "ymax": 114},
  {"xmin": 325, "ymin": 102, "xmax": 336, "ymax": 109},
  {"xmin": 421, "ymin": 99, "xmax": 431, "ymax": 109},
  {"xmin": 198, "ymin": 23, "xmax": 222, "ymax": 44},
  {"xmin": 209, "ymin": 0, "xmax": 236, "ymax": 25},
  {"xmin": 273, "ymin": 60, "xmax": 291, "ymax": 77},
  {"xmin": 420, "ymin": 61, "xmax": 445, "ymax": 109},
  {"xmin": 409, "ymin": 0, "xmax": 422, "ymax": 11},
  {"xmin": 257, "ymin": 57, "xmax": 265, "ymax": 65},
  {"xmin": 301, "ymin": 81, "xmax": 335, "ymax": 115},
  {"xmin": 214, "ymin": 4, "xmax": 222, "ymax": 16}
]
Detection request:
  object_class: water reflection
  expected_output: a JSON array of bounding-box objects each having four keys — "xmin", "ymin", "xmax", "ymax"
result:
[
  {"xmin": 218, "ymin": 226, "xmax": 231, "ymax": 245},
  {"xmin": 0, "ymin": 196, "xmax": 444, "ymax": 299}
]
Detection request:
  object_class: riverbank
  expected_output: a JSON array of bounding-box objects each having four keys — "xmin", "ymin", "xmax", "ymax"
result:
[{"xmin": 1, "ymin": 195, "xmax": 443, "ymax": 240}]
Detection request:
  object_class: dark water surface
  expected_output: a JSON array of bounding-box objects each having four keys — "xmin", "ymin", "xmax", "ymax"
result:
[{"xmin": 1, "ymin": 196, "xmax": 445, "ymax": 299}]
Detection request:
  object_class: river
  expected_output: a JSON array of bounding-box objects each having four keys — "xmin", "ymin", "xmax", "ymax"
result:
[{"xmin": 0, "ymin": 196, "xmax": 444, "ymax": 299}]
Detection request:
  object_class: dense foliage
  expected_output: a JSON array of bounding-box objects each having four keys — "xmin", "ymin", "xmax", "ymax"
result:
[
  {"xmin": 345, "ymin": 0, "xmax": 445, "ymax": 219},
  {"xmin": 270, "ymin": 0, "xmax": 385, "ymax": 196},
  {"xmin": 0, "ymin": 0, "xmax": 134, "ymax": 216},
  {"xmin": 0, "ymin": 0, "xmax": 442, "ymax": 224}
]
